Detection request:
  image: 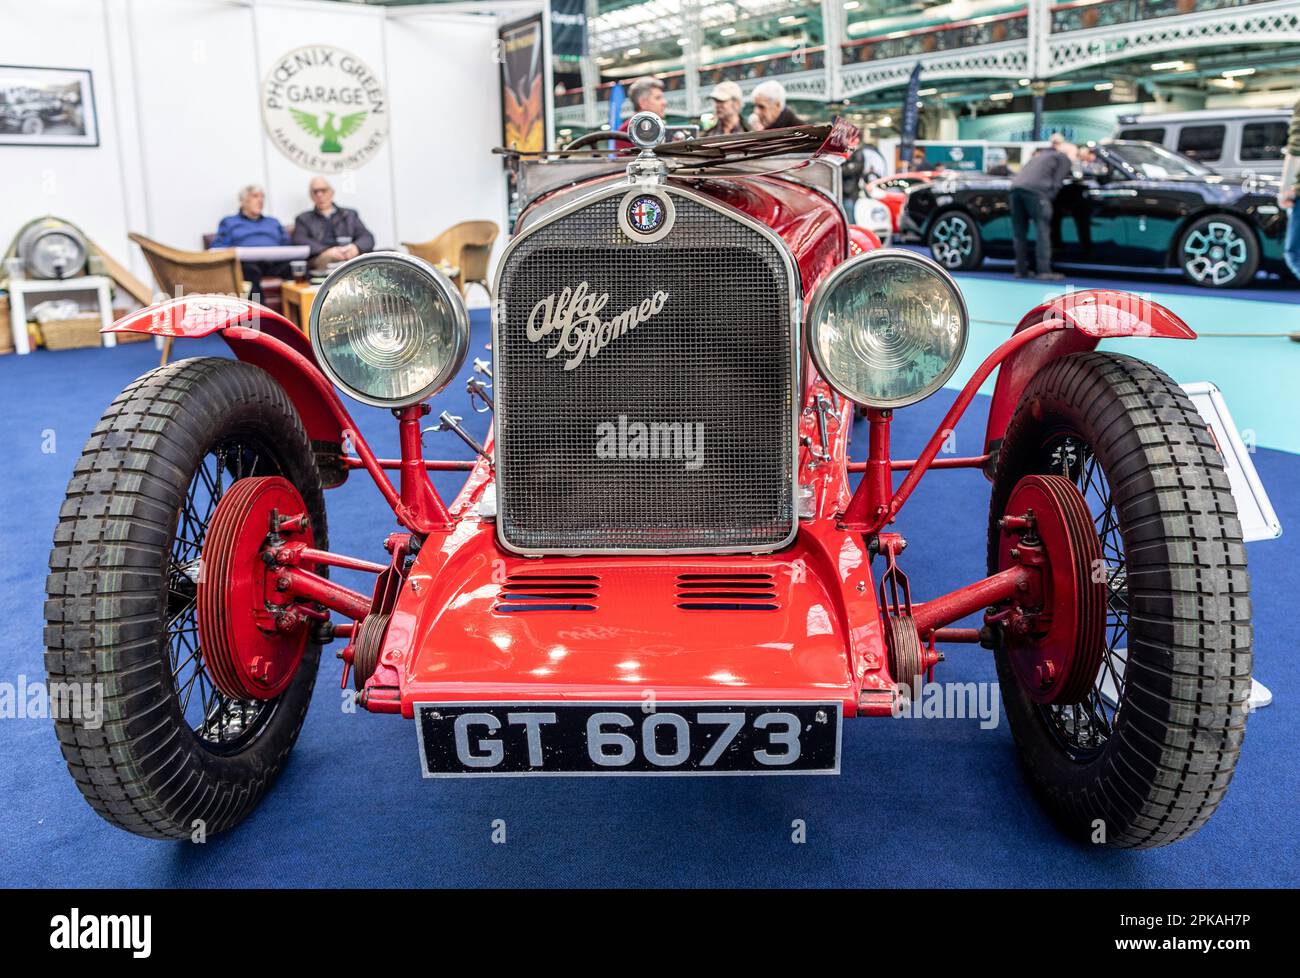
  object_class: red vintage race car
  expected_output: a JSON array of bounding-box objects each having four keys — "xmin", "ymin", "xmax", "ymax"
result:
[
  {"xmin": 866, "ymin": 169, "xmax": 941, "ymax": 236},
  {"xmin": 48, "ymin": 116, "xmax": 1250, "ymax": 847}
]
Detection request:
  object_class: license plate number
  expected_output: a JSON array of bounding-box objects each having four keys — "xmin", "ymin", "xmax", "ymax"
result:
[{"xmin": 415, "ymin": 702, "xmax": 841, "ymax": 777}]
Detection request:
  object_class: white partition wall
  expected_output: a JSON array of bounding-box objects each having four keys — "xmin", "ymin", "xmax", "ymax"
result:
[
  {"xmin": 0, "ymin": 0, "xmax": 515, "ymax": 304},
  {"xmin": 384, "ymin": 9, "xmax": 511, "ymax": 265},
  {"xmin": 0, "ymin": 1, "xmax": 136, "ymax": 268},
  {"xmin": 126, "ymin": 0, "xmax": 269, "ymax": 249},
  {"xmin": 248, "ymin": 0, "xmax": 398, "ymax": 251}
]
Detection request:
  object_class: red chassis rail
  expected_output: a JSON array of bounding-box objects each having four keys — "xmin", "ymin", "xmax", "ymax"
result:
[{"xmin": 105, "ymin": 289, "xmax": 1194, "ymax": 717}]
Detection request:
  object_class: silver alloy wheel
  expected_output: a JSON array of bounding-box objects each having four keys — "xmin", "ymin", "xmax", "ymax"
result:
[
  {"xmin": 930, "ymin": 214, "xmax": 973, "ymax": 268},
  {"xmin": 1183, "ymin": 221, "xmax": 1248, "ymax": 286}
]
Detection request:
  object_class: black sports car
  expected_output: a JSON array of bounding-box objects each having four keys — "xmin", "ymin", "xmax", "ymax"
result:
[{"xmin": 902, "ymin": 140, "xmax": 1290, "ymax": 288}]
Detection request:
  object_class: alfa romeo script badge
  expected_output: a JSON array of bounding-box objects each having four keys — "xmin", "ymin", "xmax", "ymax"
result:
[{"xmin": 526, "ymin": 282, "xmax": 670, "ymax": 371}]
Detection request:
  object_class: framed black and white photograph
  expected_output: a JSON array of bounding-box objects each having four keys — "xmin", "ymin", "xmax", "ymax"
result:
[{"xmin": 0, "ymin": 65, "xmax": 98, "ymax": 147}]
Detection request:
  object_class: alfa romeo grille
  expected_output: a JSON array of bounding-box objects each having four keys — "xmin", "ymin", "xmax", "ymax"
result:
[{"xmin": 495, "ymin": 190, "xmax": 796, "ymax": 552}]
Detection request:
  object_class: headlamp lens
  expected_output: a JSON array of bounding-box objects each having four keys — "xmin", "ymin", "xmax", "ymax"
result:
[
  {"xmin": 310, "ymin": 254, "xmax": 468, "ymax": 408},
  {"xmin": 808, "ymin": 250, "xmax": 968, "ymax": 408}
]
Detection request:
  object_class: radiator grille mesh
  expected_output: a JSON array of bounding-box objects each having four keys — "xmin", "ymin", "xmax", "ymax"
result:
[{"xmin": 496, "ymin": 191, "xmax": 795, "ymax": 552}]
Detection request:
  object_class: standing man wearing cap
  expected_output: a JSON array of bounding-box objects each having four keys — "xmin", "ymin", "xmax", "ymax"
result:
[
  {"xmin": 708, "ymin": 80, "xmax": 747, "ymax": 136},
  {"xmin": 619, "ymin": 76, "xmax": 667, "ymax": 130}
]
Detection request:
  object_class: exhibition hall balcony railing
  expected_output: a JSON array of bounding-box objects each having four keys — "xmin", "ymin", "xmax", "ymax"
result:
[
  {"xmin": 699, "ymin": 46, "xmax": 827, "ymax": 86},
  {"xmin": 555, "ymin": 46, "xmax": 828, "ymax": 110},
  {"xmin": 841, "ymin": 9, "xmax": 1028, "ymax": 67},
  {"xmin": 1050, "ymin": 0, "xmax": 1275, "ymax": 33},
  {"xmin": 555, "ymin": 0, "xmax": 1300, "ymax": 121},
  {"xmin": 1043, "ymin": 0, "xmax": 1300, "ymax": 76},
  {"xmin": 557, "ymin": 6, "xmax": 1033, "ymax": 115}
]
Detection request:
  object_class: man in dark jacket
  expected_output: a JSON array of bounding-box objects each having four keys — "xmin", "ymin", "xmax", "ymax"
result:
[
  {"xmin": 752, "ymin": 80, "xmax": 803, "ymax": 130},
  {"xmin": 618, "ymin": 76, "xmax": 666, "ymax": 131},
  {"xmin": 293, "ymin": 177, "xmax": 375, "ymax": 270},
  {"xmin": 1010, "ymin": 135, "xmax": 1072, "ymax": 281}
]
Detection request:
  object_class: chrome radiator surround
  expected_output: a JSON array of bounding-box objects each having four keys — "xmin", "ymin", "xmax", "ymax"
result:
[{"xmin": 492, "ymin": 183, "xmax": 802, "ymax": 555}]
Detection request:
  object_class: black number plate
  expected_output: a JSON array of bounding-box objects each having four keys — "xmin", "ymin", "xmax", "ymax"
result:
[{"xmin": 415, "ymin": 701, "xmax": 842, "ymax": 777}]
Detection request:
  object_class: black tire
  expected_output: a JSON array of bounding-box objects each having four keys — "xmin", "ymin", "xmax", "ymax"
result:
[
  {"xmin": 987, "ymin": 352, "xmax": 1251, "ymax": 848},
  {"xmin": 45, "ymin": 357, "xmax": 328, "ymax": 840},
  {"xmin": 1177, "ymin": 213, "xmax": 1258, "ymax": 288},
  {"xmin": 927, "ymin": 210, "xmax": 983, "ymax": 271}
]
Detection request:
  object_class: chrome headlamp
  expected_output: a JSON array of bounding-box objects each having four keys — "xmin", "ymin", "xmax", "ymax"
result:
[
  {"xmin": 309, "ymin": 252, "xmax": 469, "ymax": 409},
  {"xmin": 807, "ymin": 249, "xmax": 968, "ymax": 409}
]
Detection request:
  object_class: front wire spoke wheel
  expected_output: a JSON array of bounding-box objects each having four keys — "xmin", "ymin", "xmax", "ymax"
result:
[
  {"xmin": 166, "ymin": 437, "xmax": 275, "ymax": 752},
  {"xmin": 1040, "ymin": 435, "xmax": 1127, "ymax": 760},
  {"xmin": 46, "ymin": 358, "xmax": 328, "ymax": 839},
  {"xmin": 988, "ymin": 351, "xmax": 1251, "ymax": 847}
]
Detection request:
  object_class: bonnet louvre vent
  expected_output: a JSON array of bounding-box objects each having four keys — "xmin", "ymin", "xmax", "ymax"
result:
[
  {"xmin": 675, "ymin": 572, "xmax": 778, "ymax": 611},
  {"xmin": 494, "ymin": 574, "xmax": 600, "ymax": 614}
]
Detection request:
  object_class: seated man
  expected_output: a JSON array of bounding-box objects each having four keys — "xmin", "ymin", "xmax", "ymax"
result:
[
  {"xmin": 293, "ymin": 177, "xmax": 375, "ymax": 270},
  {"xmin": 210, "ymin": 184, "xmax": 290, "ymax": 297}
]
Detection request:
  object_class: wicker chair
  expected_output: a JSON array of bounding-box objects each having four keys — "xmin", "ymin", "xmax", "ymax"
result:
[
  {"xmin": 403, "ymin": 221, "xmax": 499, "ymax": 303},
  {"xmin": 129, "ymin": 232, "xmax": 247, "ymax": 365}
]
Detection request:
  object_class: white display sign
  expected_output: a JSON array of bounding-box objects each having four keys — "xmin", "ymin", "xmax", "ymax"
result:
[
  {"xmin": 1181, "ymin": 381, "xmax": 1281, "ymax": 543},
  {"xmin": 261, "ymin": 45, "xmax": 388, "ymax": 173},
  {"xmin": 1100, "ymin": 382, "xmax": 1282, "ymax": 711}
]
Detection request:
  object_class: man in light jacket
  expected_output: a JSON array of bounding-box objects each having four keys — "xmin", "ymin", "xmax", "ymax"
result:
[{"xmin": 1279, "ymin": 99, "xmax": 1300, "ymax": 279}]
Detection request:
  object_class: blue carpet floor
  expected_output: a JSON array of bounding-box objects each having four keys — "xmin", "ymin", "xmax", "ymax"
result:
[{"xmin": 0, "ymin": 304, "xmax": 1295, "ymax": 888}]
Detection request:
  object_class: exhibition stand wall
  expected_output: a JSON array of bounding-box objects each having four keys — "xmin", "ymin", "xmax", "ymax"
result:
[{"xmin": 0, "ymin": 0, "xmax": 518, "ymax": 304}]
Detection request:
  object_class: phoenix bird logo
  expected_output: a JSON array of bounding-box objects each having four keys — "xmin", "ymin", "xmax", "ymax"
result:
[{"xmin": 289, "ymin": 108, "xmax": 368, "ymax": 154}]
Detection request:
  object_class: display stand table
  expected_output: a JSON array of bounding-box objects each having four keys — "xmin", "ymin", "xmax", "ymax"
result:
[
  {"xmin": 7, "ymin": 275, "xmax": 117, "ymax": 355},
  {"xmin": 280, "ymin": 280, "xmax": 319, "ymax": 333},
  {"xmin": 233, "ymin": 245, "xmax": 309, "ymax": 264}
]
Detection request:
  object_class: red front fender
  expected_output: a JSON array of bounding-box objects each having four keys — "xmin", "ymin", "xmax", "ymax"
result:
[
  {"xmin": 983, "ymin": 289, "xmax": 1196, "ymax": 455},
  {"xmin": 105, "ymin": 296, "xmax": 347, "ymax": 474}
]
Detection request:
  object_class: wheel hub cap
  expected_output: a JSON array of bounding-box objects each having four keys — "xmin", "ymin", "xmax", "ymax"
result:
[
  {"xmin": 931, "ymin": 217, "xmax": 972, "ymax": 268},
  {"xmin": 996, "ymin": 475, "xmax": 1106, "ymax": 705},
  {"xmin": 1184, "ymin": 222, "xmax": 1246, "ymax": 285},
  {"xmin": 197, "ymin": 476, "xmax": 314, "ymax": 700}
]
